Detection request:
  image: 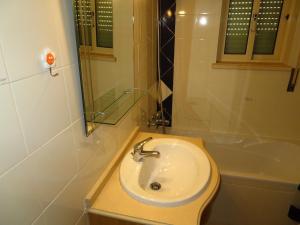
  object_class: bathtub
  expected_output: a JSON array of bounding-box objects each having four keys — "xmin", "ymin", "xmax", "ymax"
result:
[
  {"xmin": 205, "ymin": 139, "xmax": 300, "ymax": 184},
  {"xmin": 142, "ymin": 127, "xmax": 300, "ymax": 224},
  {"xmin": 202, "ymin": 138, "xmax": 300, "ymax": 225}
]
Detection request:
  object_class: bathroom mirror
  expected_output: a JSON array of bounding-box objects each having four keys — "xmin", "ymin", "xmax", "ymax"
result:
[{"xmin": 73, "ymin": 0, "xmax": 143, "ymax": 135}]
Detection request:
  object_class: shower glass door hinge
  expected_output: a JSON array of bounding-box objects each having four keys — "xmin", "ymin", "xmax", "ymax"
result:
[{"xmin": 287, "ymin": 68, "xmax": 299, "ymax": 92}]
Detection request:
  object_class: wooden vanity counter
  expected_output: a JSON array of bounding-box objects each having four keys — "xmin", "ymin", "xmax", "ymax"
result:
[{"xmin": 86, "ymin": 130, "xmax": 220, "ymax": 225}]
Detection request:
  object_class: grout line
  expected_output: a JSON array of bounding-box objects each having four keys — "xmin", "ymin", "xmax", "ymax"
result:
[
  {"xmin": 30, "ymin": 174, "xmax": 79, "ymax": 225},
  {"xmin": 61, "ymin": 64, "xmax": 74, "ymax": 125},
  {"xmin": 0, "ymin": 42, "xmax": 10, "ymax": 85},
  {"xmin": 70, "ymin": 117, "xmax": 83, "ymax": 173},
  {"xmin": 7, "ymin": 63, "xmax": 77, "ymax": 157},
  {"xmin": 8, "ymin": 82, "xmax": 31, "ymax": 156},
  {"xmin": 74, "ymin": 212, "xmax": 87, "ymax": 225},
  {"xmin": 160, "ymin": 50, "xmax": 174, "ymax": 65},
  {"xmin": 0, "ymin": 118, "xmax": 80, "ymax": 179},
  {"xmin": 160, "ymin": 66, "xmax": 173, "ymax": 79},
  {"xmin": 161, "ymin": 35, "xmax": 175, "ymax": 50},
  {"xmin": 7, "ymin": 63, "xmax": 76, "ymax": 85}
]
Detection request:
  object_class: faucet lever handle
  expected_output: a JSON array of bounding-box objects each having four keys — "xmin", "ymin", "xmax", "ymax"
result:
[{"xmin": 134, "ymin": 137, "xmax": 153, "ymax": 152}]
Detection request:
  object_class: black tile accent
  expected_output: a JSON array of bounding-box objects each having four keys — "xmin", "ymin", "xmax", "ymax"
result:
[
  {"xmin": 161, "ymin": 37, "xmax": 175, "ymax": 62},
  {"xmin": 161, "ymin": 4, "xmax": 176, "ymax": 32},
  {"xmin": 162, "ymin": 95, "xmax": 173, "ymax": 124},
  {"xmin": 160, "ymin": 23, "xmax": 174, "ymax": 47},
  {"xmin": 161, "ymin": 69, "xmax": 174, "ymax": 90},
  {"xmin": 160, "ymin": 0, "xmax": 175, "ymax": 17},
  {"xmin": 158, "ymin": 0, "xmax": 176, "ymax": 127},
  {"xmin": 159, "ymin": 52, "xmax": 173, "ymax": 75}
]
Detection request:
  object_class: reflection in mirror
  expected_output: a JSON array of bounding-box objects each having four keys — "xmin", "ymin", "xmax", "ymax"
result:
[{"xmin": 73, "ymin": 0, "xmax": 145, "ymax": 135}]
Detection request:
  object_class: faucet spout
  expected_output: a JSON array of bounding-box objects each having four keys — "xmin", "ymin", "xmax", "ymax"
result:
[{"xmin": 132, "ymin": 137, "xmax": 160, "ymax": 162}]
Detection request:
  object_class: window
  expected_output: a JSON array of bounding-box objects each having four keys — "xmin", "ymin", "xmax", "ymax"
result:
[
  {"xmin": 217, "ymin": 0, "xmax": 295, "ymax": 65},
  {"xmin": 74, "ymin": 0, "xmax": 113, "ymax": 56}
]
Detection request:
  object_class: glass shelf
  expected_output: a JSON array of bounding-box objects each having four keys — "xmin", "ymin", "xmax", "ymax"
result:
[{"xmin": 93, "ymin": 88, "xmax": 145, "ymax": 125}]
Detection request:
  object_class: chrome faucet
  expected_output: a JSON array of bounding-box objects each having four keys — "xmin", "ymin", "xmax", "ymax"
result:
[
  {"xmin": 131, "ymin": 137, "xmax": 160, "ymax": 162},
  {"xmin": 148, "ymin": 111, "xmax": 170, "ymax": 128}
]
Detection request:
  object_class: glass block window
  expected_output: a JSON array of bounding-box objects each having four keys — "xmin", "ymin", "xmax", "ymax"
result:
[
  {"xmin": 224, "ymin": 0, "xmax": 254, "ymax": 54},
  {"xmin": 253, "ymin": 0, "xmax": 284, "ymax": 54},
  {"xmin": 95, "ymin": 0, "xmax": 113, "ymax": 48}
]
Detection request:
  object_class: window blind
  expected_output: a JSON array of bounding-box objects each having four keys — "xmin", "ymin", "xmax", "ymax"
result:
[
  {"xmin": 253, "ymin": 0, "xmax": 284, "ymax": 54},
  {"xmin": 74, "ymin": 0, "xmax": 93, "ymax": 46},
  {"xmin": 224, "ymin": 0, "xmax": 253, "ymax": 54},
  {"xmin": 95, "ymin": 0, "xmax": 113, "ymax": 48}
]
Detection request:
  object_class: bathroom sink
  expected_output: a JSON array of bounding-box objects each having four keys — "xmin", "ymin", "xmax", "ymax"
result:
[{"xmin": 119, "ymin": 138, "xmax": 211, "ymax": 207}]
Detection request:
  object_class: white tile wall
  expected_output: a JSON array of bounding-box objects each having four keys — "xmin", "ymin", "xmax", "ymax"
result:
[
  {"xmin": 0, "ymin": 0, "xmax": 142, "ymax": 225},
  {"xmin": 0, "ymin": 1, "xmax": 63, "ymax": 82},
  {"xmin": 173, "ymin": 0, "xmax": 300, "ymax": 141},
  {"xmin": 0, "ymin": 84, "xmax": 28, "ymax": 175},
  {"xmin": 32, "ymin": 215, "xmax": 47, "ymax": 225},
  {"xmin": 64, "ymin": 66, "xmax": 83, "ymax": 123},
  {"xmin": 0, "ymin": 159, "xmax": 42, "ymax": 225},
  {"xmin": 0, "ymin": 43, "xmax": 8, "ymax": 84},
  {"xmin": 32, "ymin": 214, "xmax": 47, "ymax": 225},
  {"xmin": 11, "ymin": 71, "xmax": 71, "ymax": 152},
  {"xmin": 75, "ymin": 214, "xmax": 89, "ymax": 225},
  {"xmin": 27, "ymin": 127, "xmax": 77, "ymax": 208}
]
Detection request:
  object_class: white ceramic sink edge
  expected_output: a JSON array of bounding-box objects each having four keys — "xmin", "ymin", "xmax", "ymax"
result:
[{"xmin": 119, "ymin": 138, "xmax": 211, "ymax": 207}]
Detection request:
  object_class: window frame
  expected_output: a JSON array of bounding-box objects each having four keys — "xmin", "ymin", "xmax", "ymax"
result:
[
  {"xmin": 77, "ymin": 0, "xmax": 114, "ymax": 58},
  {"xmin": 217, "ymin": 0, "xmax": 292, "ymax": 64}
]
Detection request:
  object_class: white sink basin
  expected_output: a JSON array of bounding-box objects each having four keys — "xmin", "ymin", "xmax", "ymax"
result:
[{"xmin": 119, "ymin": 138, "xmax": 211, "ymax": 207}]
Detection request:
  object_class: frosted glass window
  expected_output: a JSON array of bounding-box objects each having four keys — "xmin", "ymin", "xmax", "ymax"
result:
[
  {"xmin": 95, "ymin": 0, "xmax": 113, "ymax": 48},
  {"xmin": 253, "ymin": 0, "xmax": 283, "ymax": 54},
  {"xmin": 224, "ymin": 0, "xmax": 253, "ymax": 54}
]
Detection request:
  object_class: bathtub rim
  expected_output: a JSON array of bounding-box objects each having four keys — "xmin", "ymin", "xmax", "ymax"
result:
[{"xmin": 220, "ymin": 170, "xmax": 298, "ymax": 192}]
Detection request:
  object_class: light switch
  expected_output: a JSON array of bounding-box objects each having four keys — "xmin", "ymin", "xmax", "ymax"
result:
[{"xmin": 0, "ymin": 43, "xmax": 8, "ymax": 82}]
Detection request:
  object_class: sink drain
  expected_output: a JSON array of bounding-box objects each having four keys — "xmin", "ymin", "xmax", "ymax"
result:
[{"xmin": 150, "ymin": 182, "xmax": 161, "ymax": 191}]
